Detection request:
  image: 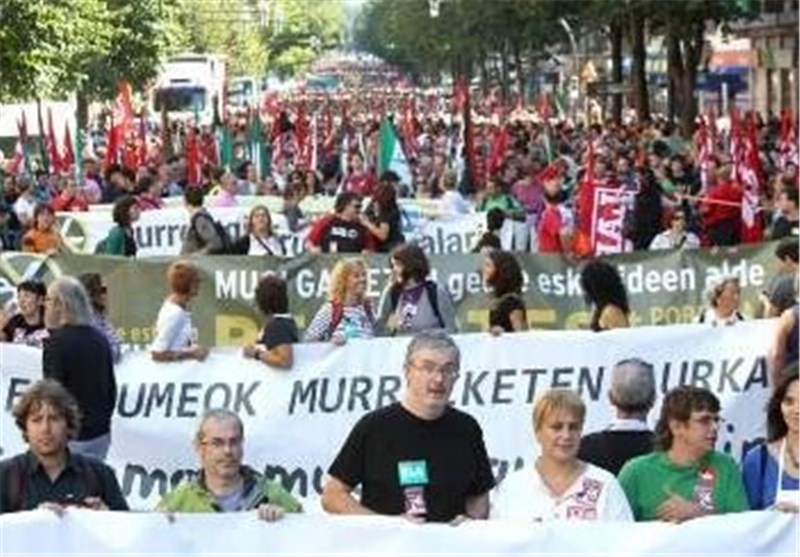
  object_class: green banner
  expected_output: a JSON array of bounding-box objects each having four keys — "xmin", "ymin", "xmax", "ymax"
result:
[{"xmin": 0, "ymin": 243, "xmax": 778, "ymax": 349}]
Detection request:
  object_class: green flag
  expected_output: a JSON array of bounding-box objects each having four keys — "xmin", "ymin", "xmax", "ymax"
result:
[{"xmin": 378, "ymin": 117, "xmax": 411, "ymax": 186}]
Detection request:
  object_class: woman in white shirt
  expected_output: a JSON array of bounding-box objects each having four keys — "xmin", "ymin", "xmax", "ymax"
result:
[
  {"xmin": 649, "ymin": 211, "xmax": 701, "ymax": 251},
  {"xmin": 232, "ymin": 205, "xmax": 286, "ymax": 257},
  {"xmin": 493, "ymin": 389, "xmax": 633, "ymax": 522},
  {"xmin": 150, "ymin": 260, "xmax": 209, "ymax": 362},
  {"xmin": 694, "ymin": 275, "xmax": 745, "ymax": 326}
]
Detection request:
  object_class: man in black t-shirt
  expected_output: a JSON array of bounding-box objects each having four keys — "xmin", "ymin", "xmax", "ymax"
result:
[
  {"xmin": 306, "ymin": 192, "xmax": 375, "ymax": 253},
  {"xmin": 578, "ymin": 358, "xmax": 656, "ymax": 475},
  {"xmin": 321, "ymin": 331, "xmax": 495, "ymax": 523}
]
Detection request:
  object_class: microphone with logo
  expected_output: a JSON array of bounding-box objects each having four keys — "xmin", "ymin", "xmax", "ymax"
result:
[{"xmin": 397, "ymin": 460, "xmax": 429, "ymax": 521}]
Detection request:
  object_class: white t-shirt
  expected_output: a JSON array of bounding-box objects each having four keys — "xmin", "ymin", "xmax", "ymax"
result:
[
  {"xmin": 150, "ymin": 300, "xmax": 193, "ymax": 352},
  {"xmin": 248, "ymin": 234, "xmax": 285, "ymax": 257},
  {"xmin": 13, "ymin": 194, "xmax": 36, "ymax": 226},
  {"xmin": 492, "ymin": 462, "xmax": 633, "ymax": 522},
  {"xmin": 649, "ymin": 230, "xmax": 701, "ymax": 250}
]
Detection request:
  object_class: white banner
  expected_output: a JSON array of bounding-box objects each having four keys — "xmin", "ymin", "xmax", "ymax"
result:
[
  {"xmin": 57, "ymin": 203, "xmax": 485, "ymax": 257},
  {"xmin": 0, "ymin": 321, "xmax": 775, "ymax": 513},
  {"xmin": 0, "ymin": 510, "xmax": 795, "ymax": 555}
]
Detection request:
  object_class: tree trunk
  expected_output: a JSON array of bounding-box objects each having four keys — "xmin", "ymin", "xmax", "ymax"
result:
[
  {"xmin": 76, "ymin": 90, "xmax": 90, "ymax": 134},
  {"xmin": 629, "ymin": 8, "xmax": 649, "ymax": 122},
  {"xmin": 513, "ymin": 41, "xmax": 525, "ymax": 107},
  {"xmin": 666, "ymin": 32, "xmax": 682, "ymax": 124},
  {"xmin": 677, "ymin": 23, "xmax": 704, "ymax": 138},
  {"xmin": 500, "ymin": 40, "xmax": 510, "ymax": 105},
  {"xmin": 610, "ymin": 18, "xmax": 623, "ymax": 126}
]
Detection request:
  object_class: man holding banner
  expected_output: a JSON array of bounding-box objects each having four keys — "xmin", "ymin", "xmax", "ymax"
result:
[
  {"xmin": 321, "ymin": 331, "xmax": 495, "ymax": 523},
  {"xmin": 619, "ymin": 386, "xmax": 749, "ymax": 522},
  {"xmin": 156, "ymin": 409, "xmax": 302, "ymax": 520}
]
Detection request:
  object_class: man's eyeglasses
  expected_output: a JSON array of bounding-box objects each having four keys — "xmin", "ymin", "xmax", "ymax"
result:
[{"xmin": 410, "ymin": 360, "xmax": 460, "ymax": 380}]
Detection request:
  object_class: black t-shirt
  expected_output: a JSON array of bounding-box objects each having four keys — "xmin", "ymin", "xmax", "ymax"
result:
[
  {"xmin": 257, "ymin": 316, "xmax": 298, "ymax": 350},
  {"xmin": 321, "ymin": 216, "xmax": 370, "ymax": 253},
  {"xmin": 577, "ymin": 429, "xmax": 655, "ymax": 476},
  {"xmin": 771, "ymin": 217, "xmax": 799, "ymax": 240},
  {"xmin": 366, "ymin": 205, "xmax": 405, "ymax": 253},
  {"xmin": 2, "ymin": 314, "xmax": 48, "ymax": 347},
  {"xmin": 489, "ymin": 293, "xmax": 525, "ymax": 332},
  {"xmin": 328, "ymin": 402, "xmax": 495, "ymax": 522}
]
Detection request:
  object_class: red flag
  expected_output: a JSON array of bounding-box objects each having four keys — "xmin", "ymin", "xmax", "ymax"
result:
[
  {"xmin": 185, "ymin": 126, "xmax": 201, "ymax": 187},
  {"xmin": 104, "ymin": 82, "xmax": 136, "ymax": 170},
  {"xmin": 138, "ymin": 109, "xmax": 148, "ymax": 167},
  {"xmin": 575, "ymin": 141, "xmax": 597, "ymax": 255},
  {"xmin": 63, "ymin": 122, "xmax": 75, "ymax": 172},
  {"xmin": 487, "ymin": 124, "xmax": 509, "ymax": 176},
  {"xmin": 740, "ymin": 112, "xmax": 764, "ymax": 243},
  {"xmin": 10, "ymin": 112, "xmax": 28, "ymax": 175},
  {"xmin": 46, "ymin": 108, "xmax": 62, "ymax": 173},
  {"xmin": 778, "ymin": 110, "xmax": 798, "ymax": 172},
  {"xmin": 296, "ymin": 99, "xmax": 310, "ymax": 169}
]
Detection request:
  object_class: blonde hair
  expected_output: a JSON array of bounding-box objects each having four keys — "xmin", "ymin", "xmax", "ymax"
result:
[
  {"xmin": 327, "ymin": 258, "xmax": 367, "ymax": 304},
  {"xmin": 532, "ymin": 389, "xmax": 586, "ymax": 432}
]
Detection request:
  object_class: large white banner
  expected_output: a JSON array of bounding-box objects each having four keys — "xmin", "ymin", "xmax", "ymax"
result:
[
  {"xmin": 0, "ymin": 321, "xmax": 775, "ymax": 513},
  {"xmin": 57, "ymin": 197, "xmax": 487, "ymax": 257},
  {"xmin": 1, "ymin": 510, "xmax": 795, "ymax": 555}
]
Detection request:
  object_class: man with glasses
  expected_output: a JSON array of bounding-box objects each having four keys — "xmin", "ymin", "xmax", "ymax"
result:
[
  {"xmin": 321, "ymin": 331, "xmax": 495, "ymax": 522},
  {"xmin": 618, "ymin": 386, "xmax": 749, "ymax": 522},
  {"xmin": 156, "ymin": 409, "xmax": 301, "ymax": 521}
]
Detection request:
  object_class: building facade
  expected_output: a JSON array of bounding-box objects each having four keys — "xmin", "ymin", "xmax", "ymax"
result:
[{"xmin": 734, "ymin": 0, "xmax": 799, "ymax": 116}]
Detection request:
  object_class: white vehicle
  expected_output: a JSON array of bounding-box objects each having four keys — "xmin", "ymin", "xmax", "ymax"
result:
[
  {"xmin": 227, "ymin": 76, "xmax": 259, "ymax": 110},
  {"xmin": 151, "ymin": 53, "xmax": 226, "ymax": 126}
]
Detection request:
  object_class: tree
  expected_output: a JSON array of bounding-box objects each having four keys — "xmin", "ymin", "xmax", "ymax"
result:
[
  {"xmin": 650, "ymin": 0, "xmax": 748, "ymax": 136},
  {"xmin": 0, "ymin": 0, "xmax": 111, "ymax": 102}
]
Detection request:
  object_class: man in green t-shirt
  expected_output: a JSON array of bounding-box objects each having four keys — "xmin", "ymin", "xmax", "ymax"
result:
[
  {"xmin": 618, "ymin": 386, "xmax": 749, "ymax": 522},
  {"xmin": 156, "ymin": 409, "xmax": 301, "ymax": 520}
]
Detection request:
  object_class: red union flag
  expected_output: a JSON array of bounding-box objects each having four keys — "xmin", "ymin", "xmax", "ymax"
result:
[{"xmin": 591, "ymin": 187, "xmax": 625, "ymax": 255}]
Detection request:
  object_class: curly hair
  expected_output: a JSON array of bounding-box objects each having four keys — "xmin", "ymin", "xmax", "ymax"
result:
[
  {"xmin": 327, "ymin": 258, "xmax": 367, "ymax": 305},
  {"xmin": 704, "ymin": 275, "xmax": 740, "ymax": 309},
  {"xmin": 579, "ymin": 259, "xmax": 630, "ymax": 313},
  {"xmin": 390, "ymin": 243, "xmax": 430, "ymax": 285},
  {"xmin": 485, "ymin": 250, "xmax": 524, "ymax": 298},
  {"xmin": 766, "ymin": 364, "xmax": 798, "ymax": 442},
  {"xmin": 13, "ymin": 379, "xmax": 81, "ymax": 443},
  {"xmin": 254, "ymin": 274, "xmax": 289, "ymax": 316},
  {"xmin": 654, "ymin": 386, "xmax": 720, "ymax": 451},
  {"xmin": 112, "ymin": 195, "xmax": 138, "ymax": 227}
]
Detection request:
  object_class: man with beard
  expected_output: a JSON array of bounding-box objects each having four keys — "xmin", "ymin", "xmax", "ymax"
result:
[
  {"xmin": 619, "ymin": 386, "xmax": 749, "ymax": 522},
  {"xmin": 156, "ymin": 409, "xmax": 301, "ymax": 521},
  {"xmin": 0, "ymin": 379, "xmax": 128, "ymax": 513},
  {"xmin": 321, "ymin": 331, "xmax": 495, "ymax": 523},
  {"xmin": 537, "ymin": 175, "xmax": 574, "ymax": 254}
]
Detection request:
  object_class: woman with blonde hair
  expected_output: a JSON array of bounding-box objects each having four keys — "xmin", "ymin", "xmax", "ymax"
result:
[
  {"xmin": 232, "ymin": 205, "xmax": 286, "ymax": 257},
  {"xmin": 695, "ymin": 275, "xmax": 745, "ymax": 326},
  {"xmin": 493, "ymin": 389, "xmax": 633, "ymax": 522},
  {"xmin": 304, "ymin": 258, "xmax": 375, "ymax": 343}
]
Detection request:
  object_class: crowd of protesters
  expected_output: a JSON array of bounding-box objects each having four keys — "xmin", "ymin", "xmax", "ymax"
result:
[{"xmin": 1, "ymin": 88, "xmax": 798, "ymax": 257}]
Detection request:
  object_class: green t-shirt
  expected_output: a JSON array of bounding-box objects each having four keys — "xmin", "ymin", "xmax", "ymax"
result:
[{"xmin": 618, "ymin": 451, "xmax": 749, "ymax": 521}]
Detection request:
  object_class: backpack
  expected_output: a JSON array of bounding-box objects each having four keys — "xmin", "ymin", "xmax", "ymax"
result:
[
  {"xmin": 5, "ymin": 453, "xmax": 100, "ymax": 510},
  {"xmin": 389, "ymin": 280, "xmax": 445, "ymax": 328},
  {"xmin": 327, "ymin": 300, "xmax": 376, "ymax": 338},
  {"xmin": 191, "ymin": 212, "xmax": 234, "ymax": 255}
]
